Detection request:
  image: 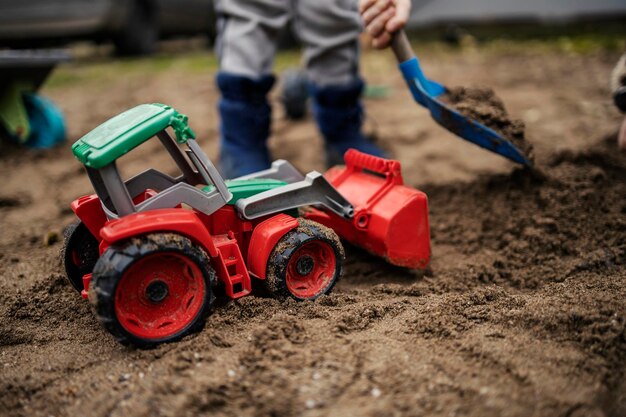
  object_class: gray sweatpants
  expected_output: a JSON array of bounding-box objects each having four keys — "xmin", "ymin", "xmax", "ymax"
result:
[{"xmin": 214, "ymin": 0, "xmax": 362, "ymax": 86}]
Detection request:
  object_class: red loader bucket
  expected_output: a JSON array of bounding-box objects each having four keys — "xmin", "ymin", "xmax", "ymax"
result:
[{"xmin": 305, "ymin": 149, "xmax": 430, "ymax": 269}]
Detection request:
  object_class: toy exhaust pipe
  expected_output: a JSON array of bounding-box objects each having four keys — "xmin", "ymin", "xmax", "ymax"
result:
[{"xmin": 305, "ymin": 149, "xmax": 431, "ymax": 269}]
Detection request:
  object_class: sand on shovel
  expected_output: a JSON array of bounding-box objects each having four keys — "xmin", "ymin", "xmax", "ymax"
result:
[{"xmin": 442, "ymin": 86, "xmax": 535, "ymax": 162}]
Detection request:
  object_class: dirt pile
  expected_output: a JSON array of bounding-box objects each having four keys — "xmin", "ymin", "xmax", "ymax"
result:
[
  {"xmin": 1, "ymin": 134, "xmax": 624, "ymax": 417},
  {"xmin": 426, "ymin": 135, "xmax": 624, "ymax": 287},
  {"xmin": 442, "ymin": 86, "xmax": 535, "ymax": 161}
]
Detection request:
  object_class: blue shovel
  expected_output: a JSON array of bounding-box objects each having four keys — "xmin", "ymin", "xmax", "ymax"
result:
[{"xmin": 391, "ymin": 31, "xmax": 533, "ymax": 167}]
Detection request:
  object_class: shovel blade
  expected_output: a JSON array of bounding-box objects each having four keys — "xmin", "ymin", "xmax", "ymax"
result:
[
  {"xmin": 427, "ymin": 99, "xmax": 533, "ymax": 165},
  {"xmin": 399, "ymin": 56, "xmax": 533, "ymax": 167},
  {"xmin": 305, "ymin": 150, "xmax": 431, "ymax": 269}
]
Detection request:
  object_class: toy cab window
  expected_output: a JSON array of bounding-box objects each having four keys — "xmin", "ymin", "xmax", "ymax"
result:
[
  {"xmin": 114, "ymin": 129, "xmax": 197, "ymax": 198},
  {"xmin": 98, "ymin": 128, "xmax": 212, "ymax": 216},
  {"xmin": 117, "ymin": 136, "xmax": 177, "ymax": 178}
]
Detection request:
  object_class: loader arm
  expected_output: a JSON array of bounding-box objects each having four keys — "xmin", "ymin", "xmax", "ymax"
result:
[
  {"xmin": 235, "ymin": 171, "xmax": 354, "ymax": 221},
  {"xmin": 233, "ymin": 159, "xmax": 305, "ymax": 184}
]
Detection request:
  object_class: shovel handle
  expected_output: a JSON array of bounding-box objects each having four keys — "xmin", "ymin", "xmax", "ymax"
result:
[{"xmin": 391, "ymin": 30, "xmax": 415, "ymax": 63}]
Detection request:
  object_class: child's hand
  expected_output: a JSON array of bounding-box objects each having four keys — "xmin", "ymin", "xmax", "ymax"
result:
[{"xmin": 359, "ymin": 0, "xmax": 411, "ymax": 49}]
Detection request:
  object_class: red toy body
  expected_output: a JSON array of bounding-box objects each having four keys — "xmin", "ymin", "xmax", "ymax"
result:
[{"xmin": 71, "ymin": 197, "xmax": 301, "ymax": 301}]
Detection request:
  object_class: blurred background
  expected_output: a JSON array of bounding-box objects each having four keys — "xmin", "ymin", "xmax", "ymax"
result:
[
  {"xmin": 0, "ymin": 0, "xmax": 216, "ymax": 56},
  {"xmin": 0, "ymin": 0, "xmax": 625, "ymax": 166},
  {"xmin": 411, "ymin": 0, "xmax": 626, "ymax": 25},
  {"xmin": 0, "ymin": 0, "xmax": 625, "ymax": 55}
]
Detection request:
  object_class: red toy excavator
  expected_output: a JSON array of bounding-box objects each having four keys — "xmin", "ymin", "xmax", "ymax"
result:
[{"xmin": 63, "ymin": 104, "xmax": 430, "ymax": 347}]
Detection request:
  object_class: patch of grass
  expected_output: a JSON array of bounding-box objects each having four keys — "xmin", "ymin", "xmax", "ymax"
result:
[
  {"xmin": 475, "ymin": 35, "xmax": 625, "ymax": 55},
  {"xmin": 47, "ymin": 47, "xmax": 303, "ymax": 90},
  {"xmin": 46, "ymin": 50, "xmax": 219, "ymax": 89},
  {"xmin": 273, "ymin": 50, "xmax": 302, "ymax": 72},
  {"xmin": 45, "ymin": 20, "xmax": 625, "ymax": 91}
]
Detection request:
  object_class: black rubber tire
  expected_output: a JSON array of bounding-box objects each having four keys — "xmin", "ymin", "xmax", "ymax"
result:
[
  {"xmin": 281, "ymin": 70, "xmax": 309, "ymax": 120},
  {"xmin": 113, "ymin": 0, "xmax": 158, "ymax": 56},
  {"xmin": 265, "ymin": 219, "xmax": 344, "ymax": 301},
  {"xmin": 61, "ymin": 221, "xmax": 100, "ymax": 293},
  {"xmin": 89, "ymin": 233, "xmax": 215, "ymax": 348}
]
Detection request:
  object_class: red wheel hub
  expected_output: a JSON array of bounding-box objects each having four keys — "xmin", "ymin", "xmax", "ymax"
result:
[
  {"xmin": 114, "ymin": 252, "xmax": 205, "ymax": 340},
  {"xmin": 285, "ymin": 241, "xmax": 336, "ymax": 299}
]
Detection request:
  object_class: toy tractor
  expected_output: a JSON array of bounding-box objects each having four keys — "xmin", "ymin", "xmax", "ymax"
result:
[{"xmin": 63, "ymin": 103, "xmax": 430, "ymax": 347}]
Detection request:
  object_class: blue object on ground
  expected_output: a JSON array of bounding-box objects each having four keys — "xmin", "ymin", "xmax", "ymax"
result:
[{"xmin": 23, "ymin": 93, "xmax": 67, "ymax": 149}]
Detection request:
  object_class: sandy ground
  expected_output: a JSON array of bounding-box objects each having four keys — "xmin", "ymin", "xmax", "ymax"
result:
[{"xmin": 0, "ymin": 40, "xmax": 625, "ymax": 417}]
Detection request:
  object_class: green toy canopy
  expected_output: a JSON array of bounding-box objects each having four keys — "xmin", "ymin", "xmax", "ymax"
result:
[{"xmin": 72, "ymin": 103, "xmax": 195, "ymax": 169}]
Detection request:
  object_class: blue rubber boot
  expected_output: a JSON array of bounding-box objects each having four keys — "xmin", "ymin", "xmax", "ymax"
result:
[
  {"xmin": 310, "ymin": 78, "xmax": 386, "ymax": 167},
  {"xmin": 217, "ymin": 72, "xmax": 275, "ymax": 179}
]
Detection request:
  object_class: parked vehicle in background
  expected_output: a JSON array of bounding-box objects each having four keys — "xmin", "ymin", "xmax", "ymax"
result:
[{"xmin": 0, "ymin": 0, "xmax": 216, "ymax": 56}]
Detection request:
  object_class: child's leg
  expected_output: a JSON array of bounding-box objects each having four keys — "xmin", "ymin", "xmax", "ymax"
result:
[
  {"xmin": 294, "ymin": 0, "xmax": 385, "ymax": 166},
  {"xmin": 214, "ymin": 0, "xmax": 289, "ymax": 178}
]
